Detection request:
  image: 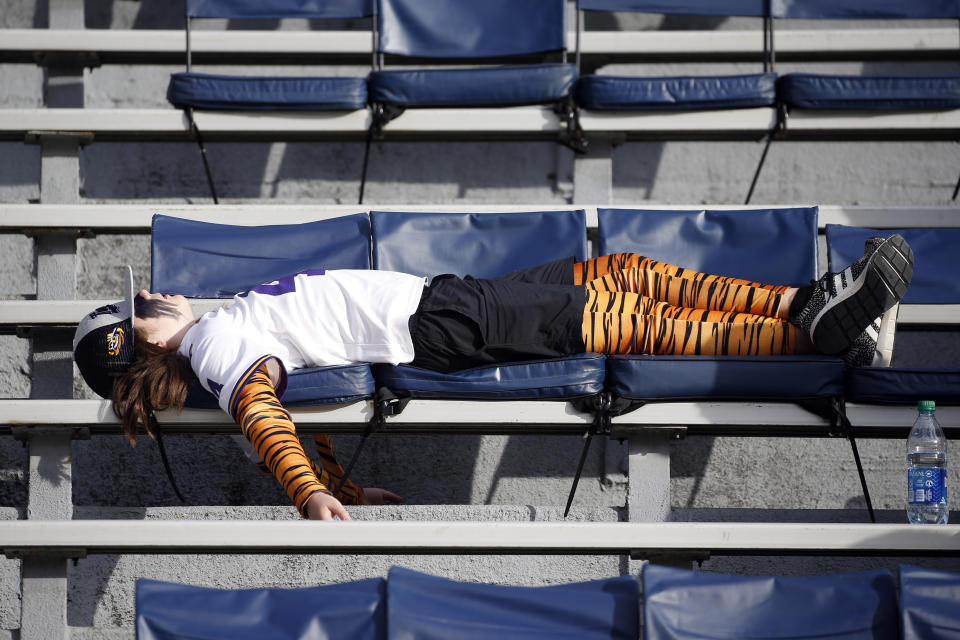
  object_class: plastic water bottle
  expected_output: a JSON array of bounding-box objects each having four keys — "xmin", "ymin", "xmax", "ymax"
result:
[{"xmin": 906, "ymin": 400, "xmax": 948, "ymax": 524}]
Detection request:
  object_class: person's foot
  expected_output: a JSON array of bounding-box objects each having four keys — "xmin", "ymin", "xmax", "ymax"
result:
[{"xmin": 794, "ymin": 235, "xmax": 913, "ymax": 355}]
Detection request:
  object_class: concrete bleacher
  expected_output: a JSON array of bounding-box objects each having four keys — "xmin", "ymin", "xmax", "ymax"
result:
[{"xmin": 3, "ymin": 1, "xmax": 960, "ymax": 638}]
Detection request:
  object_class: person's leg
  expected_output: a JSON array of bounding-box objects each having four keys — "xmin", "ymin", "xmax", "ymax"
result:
[
  {"xmin": 581, "ymin": 308, "xmax": 809, "ymax": 356},
  {"xmin": 585, "ymin": 266, "xmax": 789, "ymax": 319},
  {"xmin": 587, "ymin": 289, "xmax": 792, "ymax": 327},
  {"xmin": 574, "ymin": 252, "xmax": 789, "ymax": 293}
]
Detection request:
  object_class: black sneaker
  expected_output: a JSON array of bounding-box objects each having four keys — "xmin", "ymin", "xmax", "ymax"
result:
[
  {"xmin": 796, "ymin": 235, "xmax": 913, "ymax": 355},
  {"xmin": 842, "ymin": 304, "xmax": 900, "ymax": 368}
]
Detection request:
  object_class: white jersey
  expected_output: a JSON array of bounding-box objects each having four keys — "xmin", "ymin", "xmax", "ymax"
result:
[{"xmin": 177, "ymin": 269, "xmax": 426, "ymax": 417}]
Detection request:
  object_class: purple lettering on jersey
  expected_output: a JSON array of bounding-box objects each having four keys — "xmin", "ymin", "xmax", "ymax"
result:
[
  {"xmin": 239, "ymin": 269, "xmax": 326, "ymax": 298},
  {"xmin": 207, "ymin": 379, "xmax": 224, "ymax": 398}
]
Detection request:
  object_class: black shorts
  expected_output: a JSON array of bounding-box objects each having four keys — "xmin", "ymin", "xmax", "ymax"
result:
[{"xmin": 408, "ymin": 257, "xmax": 587, "ymax": 373}]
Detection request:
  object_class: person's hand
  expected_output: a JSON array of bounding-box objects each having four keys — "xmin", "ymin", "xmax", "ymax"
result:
[
  {"xmin": 305, "ymin": 492, "xmax": 352, "ymax": 521},
  {"xmin": 360, "ymin": 488, "xmax": 403, "ymax": 506}
]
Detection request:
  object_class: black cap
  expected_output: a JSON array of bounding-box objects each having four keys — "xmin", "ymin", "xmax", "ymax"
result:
[{"xmin": 72, "ymin": 266, "xmax": 136, "ymax": 399}]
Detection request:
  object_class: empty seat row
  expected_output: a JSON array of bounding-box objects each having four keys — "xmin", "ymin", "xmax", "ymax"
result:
[
  {"xmin": 167, "ymin": 0, "xmax": 960, "ymax": 117},
  {"xmin": 136, "ymin": 563, "xmax": 960, "ymax": 640},
  {"xmin": 147, "ymin": 207, "xmax": 960, "ymax": 416}
]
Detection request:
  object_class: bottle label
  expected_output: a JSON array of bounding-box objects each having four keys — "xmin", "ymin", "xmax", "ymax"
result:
[{"xmin": 908, "ymin": 468, "xmax": 946, "ymax": 505}]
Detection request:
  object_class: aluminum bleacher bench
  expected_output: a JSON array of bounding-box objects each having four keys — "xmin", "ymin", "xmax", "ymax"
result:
[
  {"xmin": 0, "ymin": 204, "xmax": 958, "ymax": 519},
  {"xmin": 2, "ymin": 521, "xmax": 958, "ymax": 557},
  {"xmin": 3, "ymin": 26, "xmax": 957, "ymax": 66}
]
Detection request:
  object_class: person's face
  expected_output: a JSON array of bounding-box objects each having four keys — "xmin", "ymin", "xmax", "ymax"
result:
[{"xmin": 134, "ymin": 290, "xmax": 196, "ymax": 349}]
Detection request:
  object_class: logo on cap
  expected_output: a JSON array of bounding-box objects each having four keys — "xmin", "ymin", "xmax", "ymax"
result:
[
  {"xmin": 89, "ymin": 304, "xmax": 120, "ymax": 319},
  {"xmin": 106, "ymin": 327, "xmax": 125, "ymax": 356}
]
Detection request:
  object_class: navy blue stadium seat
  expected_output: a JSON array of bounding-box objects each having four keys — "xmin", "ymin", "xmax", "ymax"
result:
[
  {"xmin": 598, "ymin": 207, "xmax": 846, "ymax": 403},
  {"xmin": 643, "ymin": 564, "xmax": 898, "ymax": 640},
  {"xmin": 599, "ymin": 207, "xmax": 819, "ymax": 287},
  {"xmin": 772, "ymin": 1, "xmax": 960, "ymax": 111},
  {"xmin": 576, "ymin": 1, "xmax": 775, "ymax": 111},
  {"xmin": 372, "ymin": 354, "xmax": 605, "ymax": 400},
  {"xmin": 607, "ymin": 355, "xmax": 844, "ymax": 401},
  {"xmin": 900, "ymin": 564, "xmax": 960, "ymax": 639},
  {"xmin": 771, "ymin": 0, "xmax": 959, "ymax": 20},
  {"xmin": 577, "ymin": 73, "xmax": 777, "ymax": 111},
  {"xmin": 152, "ymin": 214, "xmax": 372, "ymax": 298},
  {"xmin": 136, "ymin": 577, "xmax": 386, "ymax": 640},
  {"xmin": 826, "ymin": 225, "xmax": 960, "ymax": 305},
  {"xmin": 387, "ymin": 566, "xmax": 639, "ymax": 640},
  {"xmin": 167, "ymin": 0, "xmax": 372, "ymax": 112},
  {"xmin": 778, "ymin": 74, "xmax": 960, "ymax": 110},
  {"xmin": 152, "ymin": 213, "xmax": 377, "ymax": 408},
  {"xmin": 168, "ymin": 73, "xmax": 368, "ymax": 111},
  {"xmin": 371, "ymin": 210, "xmax": 588, "ymax": 278},
  {"xmin": 827, "ymin": 225, "xmax": 960, "ymax": 406},
  {"xmin": 368, "ymin": 0, "xmax": 575, "ymax": 110},
  {"xmin": 371, "ymin": 210, "xmax": 604, "ymax": 400}
]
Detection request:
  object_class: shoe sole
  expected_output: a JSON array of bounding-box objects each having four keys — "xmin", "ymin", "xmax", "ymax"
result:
[
  {"xmin": 872, "ymin": 303, "xmax": 899, "ymax": 367},
  {"xmin": 811, "ymin": 234, "xmax": 913, "ymax": 354}
]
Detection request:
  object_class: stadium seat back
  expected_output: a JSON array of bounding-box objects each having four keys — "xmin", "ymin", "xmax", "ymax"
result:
[
  {"xmin": 186, "ymin": 0, "xmax": 373, "ymax": 19},
  {"xmin": 136, "ymin": 577, "xmax": 386, "ymax": 640},
  {"xmin": 371, "ymin": 210, "xmax": 588, "ymax": 279},
  {"xmin": 377, "ymin": 0, "xmax": 566, "ymax": 59},
  {"xmin": 598, "ymin": 207, "xmax": 819, "ymax": 287},
  {"xmin": 643, "ymin": 564, "xmax": 898, "ymax": 640},
  {"xmin": 151, "ymin": 213, "xmax": 372, "ymax": 298},
  {"xmin": 386, "ymin": 566, "xmax": 639, "ymax": 640},
  {"xmin": 900, "ymin": 564, "xmax": 960, "ymax": 640},
  {"xmin": 578, "ymin": 0, "xmax": 766, "ymax": 18},
  {"xmin": 771, "ymin": 0, "xmax": 959, "ymax": 19}
]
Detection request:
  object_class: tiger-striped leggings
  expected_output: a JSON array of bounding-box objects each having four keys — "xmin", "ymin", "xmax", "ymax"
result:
[
  {"xmin": 234, "ymin": 365, "xmax": 364, "ymax": 517},
  {"xmin": 575, "ymin": 253, "xmax": 807, "ymax": 356}
]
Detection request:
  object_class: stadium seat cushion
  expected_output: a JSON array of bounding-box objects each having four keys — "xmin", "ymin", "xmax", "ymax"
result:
[
  {"xmin": 368, "ymin": 64, "xmax": 576, "ymax": 107},
  {"xmin": 845, "ymin": 367, "xmax": 960, "ymax": 405},
  {"xmin": 577, "ymin": 73, "xmax": 777, "ymax": 110},
  {"xmin": 167, "ymin": 72, "xmax": 368, "ymax": 111},
  {"xmin": 608, "ymin": 355, "xmax": 845, "ymax": 401},
  {"xmin": 372, "ymin": 353, "xmax": 605, "ymax": 400},
  {"xmin": 778, "ymin": 74, "xmax": 960, "ymax": 110}
]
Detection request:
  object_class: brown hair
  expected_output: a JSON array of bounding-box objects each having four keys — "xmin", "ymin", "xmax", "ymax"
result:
[{"xmin": 111, "ymin": 327, "xmax": 193, "ymax": 445}]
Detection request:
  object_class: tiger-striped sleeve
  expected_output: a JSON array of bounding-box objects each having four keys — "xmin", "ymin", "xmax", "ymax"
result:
[
  {"xmin": 311, "ymin": 435, "xmax": 365, "ymax": 506},
  {"xmin": 234, "ymin": 364, "xmax": 330, "ymax": 517}
]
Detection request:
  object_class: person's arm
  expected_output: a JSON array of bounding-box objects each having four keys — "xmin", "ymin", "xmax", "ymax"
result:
[{"xmin": 233, "ymin": 364, "xmax": 350, "ymax": 519}]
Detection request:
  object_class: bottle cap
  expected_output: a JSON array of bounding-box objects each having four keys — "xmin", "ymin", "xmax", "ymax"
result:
[{"xmin": 918, "ymin": 400, "xmax": 936, "ymax": 412}]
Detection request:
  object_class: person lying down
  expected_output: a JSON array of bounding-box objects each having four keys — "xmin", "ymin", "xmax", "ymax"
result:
[{"xmin": 73, "ymin": 235, "xmax": 913, "ymax": 520}]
